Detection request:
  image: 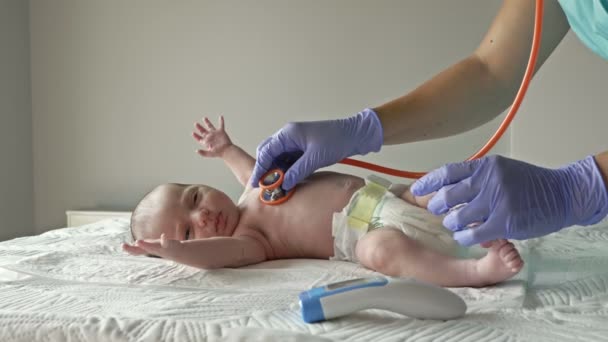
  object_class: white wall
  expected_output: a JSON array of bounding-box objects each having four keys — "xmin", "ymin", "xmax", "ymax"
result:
[
  {"xmin": 0, "ymin": 0, "xmax": 34, "ymax": 240},
  {"xmin": 511, "ymin": 31, "xmax": 608, "ymax": 167},
  {"xmin": 31, "ymin": 0, "xmax": 513, "ymax": 232}
]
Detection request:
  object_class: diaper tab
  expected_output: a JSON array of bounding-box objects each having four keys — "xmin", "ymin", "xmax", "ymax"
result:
[{"xmin": 346, "ymin": 176, "xmax": 390, "ymax": 230}]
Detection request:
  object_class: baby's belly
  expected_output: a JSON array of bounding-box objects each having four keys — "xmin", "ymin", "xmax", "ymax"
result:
[{"xmin": 249, "ymin": 172, "xmax": 364, "ymax": 259}]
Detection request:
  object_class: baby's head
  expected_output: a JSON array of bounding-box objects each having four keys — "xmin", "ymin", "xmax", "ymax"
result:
[{"xmin": 130, "ymin": 183, "xmax": 240, "ymax": 241}]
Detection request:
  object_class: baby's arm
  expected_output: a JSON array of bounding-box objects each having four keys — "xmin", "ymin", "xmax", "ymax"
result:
[
  {"xmin": 123, "ymin": 234, "xmax": 267, "ymax": 269},
  {"xmin": 193, "ymin": 116, "xmax": 254, "ymax": 187},
  {"xmin": 219, "ymin": 145, "xmax": 255, "ymax": 187}
]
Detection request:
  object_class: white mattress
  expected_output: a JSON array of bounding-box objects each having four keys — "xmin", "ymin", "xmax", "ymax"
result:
[{"xmin": 0, "ymin": 218, "xmax": 607, "ymax": 341}]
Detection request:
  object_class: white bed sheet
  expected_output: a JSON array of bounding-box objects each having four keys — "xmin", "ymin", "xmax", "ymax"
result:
[{"xmin": 0, "ymin": 218, "xmax": 607, "ymax": 341}]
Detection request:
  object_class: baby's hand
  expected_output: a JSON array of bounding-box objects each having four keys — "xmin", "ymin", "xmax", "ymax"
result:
[
  {"xmin": 192, "ymin": 116, "xmax": 233, "ymax": 158},
  {"xmin": 122, "ymin": 234, "xmax": 185, "ymax": 261}
]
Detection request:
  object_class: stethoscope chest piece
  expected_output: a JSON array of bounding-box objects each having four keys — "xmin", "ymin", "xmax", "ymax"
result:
[{"xmin": 259, "ymin": 168, "xmax": 296, "ymax": 205}]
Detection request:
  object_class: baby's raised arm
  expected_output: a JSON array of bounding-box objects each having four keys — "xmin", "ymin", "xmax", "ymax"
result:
[
  {"xmin": 123, "ymin": 234, "xmax": 267, "ymax": 269},
  {"xmin": 192, "ymin": 116, "xmax": 255, "ymax": 187}
]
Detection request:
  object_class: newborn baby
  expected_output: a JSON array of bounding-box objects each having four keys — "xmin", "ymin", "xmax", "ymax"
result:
[{"xmin": 123, "ymin": 116, "xmax": 523, "ymax": 287}]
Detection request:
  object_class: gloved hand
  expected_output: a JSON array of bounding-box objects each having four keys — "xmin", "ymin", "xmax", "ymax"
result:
[
  {"xmin": 251, "ymin": 108, "xmax": 384, "ymax": 190},
  {"xmin": 410, "ymin": 155, "xmax": 608, "ymax": 246}
]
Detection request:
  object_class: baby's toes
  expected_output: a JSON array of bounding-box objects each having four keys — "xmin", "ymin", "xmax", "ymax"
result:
[
  {"xmin": 508, "ymin": 258, "xmax": 524, "ymax": 272},
  {"xmin": 498, "ymin": 242, "xmax": 515, "ymax": 257},
  {"xmin": 488, "ymin": 238, "xmax": 508, "ymax": 250},
  {"xmin": 499, "ymin": 243, "xmax": 523, "ymax": 272}
]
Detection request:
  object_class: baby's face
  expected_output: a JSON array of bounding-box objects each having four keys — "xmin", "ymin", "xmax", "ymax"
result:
[{"xmin": 139, "ymin": 184, "xmax": 239, "ymax": 241}]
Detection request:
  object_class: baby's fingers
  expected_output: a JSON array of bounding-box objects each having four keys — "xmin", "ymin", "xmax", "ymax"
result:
[
  {"xmin": 134, "ymin": 239, "xmax": 163, "ymax": 254},
  {"xmin": 204, "ymin": 117, "xmax": 216, "ymax": 131},
  {"xmin": 195, "ymin": 122, "xmax": 208, "ymax": 135},
  {"xmin": 160, "ymin": 233, "xmax": 183, "ymax": 249},
  {"xmin": 219, "ymin": 115, "xmax": 225, "ymax": 130},
  {"xmin": 192, "ymin": 131, "xmax": 204, "ymax": 142},
  {"xmin": 136, "ymin": 235, "xmax": 182, "ymax": 258},
  {"xmin": 193, "ymin": 132, "xmax": 213, "ymax": 151},
  {"xmin": 122, "ymin": 243, "xmax": 149, "ymax": 256}
]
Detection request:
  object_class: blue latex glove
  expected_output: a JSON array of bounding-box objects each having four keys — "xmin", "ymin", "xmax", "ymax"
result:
[
  {"xmin": 410, "ymin": 155, "xmax": 608, "ymax": 246},
  {"xmin": 251, "ymin": 108, "xmax": 384, "ymax": 190}
]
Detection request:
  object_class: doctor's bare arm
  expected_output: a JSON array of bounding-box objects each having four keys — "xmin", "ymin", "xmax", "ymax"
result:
[{"xmin": 374, "ymin": 0, "xmax": 570, "ymax": 145}]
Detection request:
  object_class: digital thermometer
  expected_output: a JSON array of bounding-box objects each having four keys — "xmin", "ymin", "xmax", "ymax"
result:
[{"xmin": 299, "ymin": 276, "xmax": 466, "ymax": 323}]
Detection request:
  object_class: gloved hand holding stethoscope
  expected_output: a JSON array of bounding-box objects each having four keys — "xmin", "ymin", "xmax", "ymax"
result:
[{"xmin": 250, "ymin": 0, "xmax": 608, "ymax": 247}]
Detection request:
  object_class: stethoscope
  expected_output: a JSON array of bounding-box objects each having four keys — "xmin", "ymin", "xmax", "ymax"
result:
[{"xmin": 261, "ymin": 0, "xmax": 544, "ymax": 205}]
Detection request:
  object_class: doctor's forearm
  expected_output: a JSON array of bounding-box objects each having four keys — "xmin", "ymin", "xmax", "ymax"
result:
[
  {"xmin": 372, "ymin": 0, "xmax": 569, "ymax": 145},
  {"xmin": 373, "ymin": 55, "xmax": 513, "ymax": 145}
]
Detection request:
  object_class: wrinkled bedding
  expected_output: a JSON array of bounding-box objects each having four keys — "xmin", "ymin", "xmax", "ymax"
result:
[{"xmin": 0, "ymin": 218, "xmax": 607, "ymax": 341}]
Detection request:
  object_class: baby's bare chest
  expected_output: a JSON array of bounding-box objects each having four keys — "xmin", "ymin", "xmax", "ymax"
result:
[{"xmin": 239, "ymin": 172, "xmax": 365, "ymax": 257}]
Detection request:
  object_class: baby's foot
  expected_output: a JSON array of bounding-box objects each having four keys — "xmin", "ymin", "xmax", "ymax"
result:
[
  {"xmin": 472, "ymin": 239, "xmax": 524, "ymax": 287},
  {"xmin": 399, "ymin": 187, "xmax": 434, "ymax": 209}
]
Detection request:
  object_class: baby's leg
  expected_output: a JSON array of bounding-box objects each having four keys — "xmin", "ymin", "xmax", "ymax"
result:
[{"xmin": 355, "ymin": 228, "xmax": 523, "ymax": 287}]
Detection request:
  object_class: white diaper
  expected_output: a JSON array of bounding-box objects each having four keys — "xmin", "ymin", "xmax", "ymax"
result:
[{"xmin": 331, "ymin": 175, "xmax": 459, "ymax": 263}]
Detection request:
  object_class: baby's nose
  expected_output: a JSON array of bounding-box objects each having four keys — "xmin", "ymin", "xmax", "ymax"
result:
[{"xmin": 193, "ymin": 209, "xmax": 210, "ymax": 227}]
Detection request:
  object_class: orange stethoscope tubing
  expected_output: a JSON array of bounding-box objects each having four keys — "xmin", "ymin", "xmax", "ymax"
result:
[{"xmin": 339, "ymin": 0, "xmax": 544, "ymax": 179}]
